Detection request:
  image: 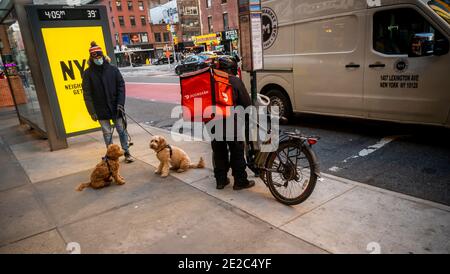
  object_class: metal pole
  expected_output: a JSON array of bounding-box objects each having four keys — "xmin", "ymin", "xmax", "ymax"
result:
[{"xmin": 251, "ymin": 70, "xmax": 257, "ymax": 105}]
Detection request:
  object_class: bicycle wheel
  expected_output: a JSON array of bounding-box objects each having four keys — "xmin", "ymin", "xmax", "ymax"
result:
[{"xmin": 265, "ymin": 140, "xmax": 318, "ymax": 205}]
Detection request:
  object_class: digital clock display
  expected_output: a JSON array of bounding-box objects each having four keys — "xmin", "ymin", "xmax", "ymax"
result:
[{"xmin": 37, "ymin": 8, "xmax": 101, "ymax": 21}]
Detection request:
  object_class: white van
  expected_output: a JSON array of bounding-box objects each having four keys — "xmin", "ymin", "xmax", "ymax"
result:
[{"xmin": 252, "ymin": 0, "xmax": 450, "ymax": 126}]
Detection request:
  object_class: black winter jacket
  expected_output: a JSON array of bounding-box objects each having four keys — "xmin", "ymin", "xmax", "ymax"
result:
[{"xmin": 82, "ymin": 61, "xmax": 126, "ymax": 120}]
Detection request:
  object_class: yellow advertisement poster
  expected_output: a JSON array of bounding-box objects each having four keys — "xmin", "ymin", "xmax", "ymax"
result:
[{"xmin": 41, "ymin": 26, "xmax": 107, "ymax": 134}]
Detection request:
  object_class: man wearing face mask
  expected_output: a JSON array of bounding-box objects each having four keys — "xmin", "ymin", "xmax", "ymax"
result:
[{"xmin": 82, "ymin": 41, "xmax": 134, "ymax": 163}]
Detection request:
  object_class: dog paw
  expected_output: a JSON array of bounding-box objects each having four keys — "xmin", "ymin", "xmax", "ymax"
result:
[
  {"xmin": 161, "ymin": 173, "xmax": 169, "ymax": 178},
  {"xmin": 176, "ymin": 169, "xmax": 186, "ymax": 173},
  {"xmin": 155, "ymin": 170, "xmax": 162, "ymax": 175}
]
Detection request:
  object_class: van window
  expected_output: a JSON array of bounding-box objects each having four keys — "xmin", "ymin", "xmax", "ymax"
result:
[
  {"xmin": 373, "ymin": 8, "xmax": 448, "ymax": 55},
  {"xmin": 295, "ymin": 16, "xmax": 358, "ymax": 54}
]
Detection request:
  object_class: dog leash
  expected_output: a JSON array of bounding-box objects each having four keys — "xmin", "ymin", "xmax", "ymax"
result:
[{"xmin": 118, "ymin": 105, "xmax": 155, "ymax": 138}]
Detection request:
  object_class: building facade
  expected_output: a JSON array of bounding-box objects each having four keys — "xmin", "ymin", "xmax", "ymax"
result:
[
  {"xmin": 198, "ymin": 0, "xmax": 239, "ymax": 35},
  {"xmin": 100, "ymin": 0, "xmax": 154, "ymax": 66},
  {"xmin": 196, "ymin": 0, "xmax": 239, "ymax": 52},
  {"xmin": 148, "ymin": 0, "xmax": 182, "ymax": 58},
  {"xmin": 177, "ymin": 0, "xmax": 201, "ymax": 42}
]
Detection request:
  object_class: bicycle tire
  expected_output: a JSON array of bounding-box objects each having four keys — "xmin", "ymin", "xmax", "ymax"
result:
[{"xmin": 265, "ymin": 140, "xmax": 318, "ymax": 206}]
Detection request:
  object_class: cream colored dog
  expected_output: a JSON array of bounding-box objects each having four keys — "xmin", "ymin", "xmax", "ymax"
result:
[{"xmin": 150, "ymin": 135, "xmax": 205, "ymax": 177}]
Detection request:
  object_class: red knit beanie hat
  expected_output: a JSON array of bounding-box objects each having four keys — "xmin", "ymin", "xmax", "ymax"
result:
[{"xmin": 89, "ymin": 41, "xmax": 104, "ymax": 58}]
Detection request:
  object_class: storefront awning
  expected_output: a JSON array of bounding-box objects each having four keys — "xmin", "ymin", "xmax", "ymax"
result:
[{"xmin": 193, "ymin": 33, "xmax": 220, "ymax": 45}]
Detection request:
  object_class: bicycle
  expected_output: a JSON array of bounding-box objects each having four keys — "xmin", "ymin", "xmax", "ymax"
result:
[{"xmin": 245, "ymin": 96, "xmax": 321, "ymax": 206}]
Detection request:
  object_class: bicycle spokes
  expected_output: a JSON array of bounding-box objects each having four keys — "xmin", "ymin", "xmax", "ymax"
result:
[{"xmin": 270, "ymin": 145, "xmax": 312, "ymax": 199}]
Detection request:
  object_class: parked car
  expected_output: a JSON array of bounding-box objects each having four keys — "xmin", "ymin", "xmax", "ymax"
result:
[
  {"xmin": 174, "ymin": 55, "xmax": 212, "ymax": 75},
  {"xmin": 152, "ymin": 55, "xmax": 175, "ymax": 65}
]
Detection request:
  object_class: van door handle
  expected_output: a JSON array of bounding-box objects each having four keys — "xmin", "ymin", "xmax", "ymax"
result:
[
  {"xmin": 369, "ymin": 63, "xmax": 386, "ymax": 68},
  {"xmin": 346, "ymin": 63, "xmax": 361, "ymax": 68}
]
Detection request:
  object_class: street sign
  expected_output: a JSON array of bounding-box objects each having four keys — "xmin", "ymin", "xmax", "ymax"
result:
[
  {"xmin": 250, "ymin": 13, "xmax": 263, "ymax": 70},
  {"xmin": 238, "ymin": 0, "xmax": 263, "ymax": 71},
  {"xmin": 26, "ymin": 5, "xmax": 114, "ymax": 136}
]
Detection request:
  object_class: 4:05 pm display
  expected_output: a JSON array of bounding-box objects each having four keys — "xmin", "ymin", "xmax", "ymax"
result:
[{"xmin": 37, "ymin": 9, "xmax": 100, "ymax": 21}]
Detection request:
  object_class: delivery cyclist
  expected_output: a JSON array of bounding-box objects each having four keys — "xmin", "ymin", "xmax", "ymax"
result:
[{"xmin": 210, "ymin": 56, "xmax": 255, "ymax": 190}]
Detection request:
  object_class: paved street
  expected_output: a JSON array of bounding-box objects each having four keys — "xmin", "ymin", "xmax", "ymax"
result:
[{"xmin": 123, "ymin": 73, "xmax": 450, "ymax": 206}]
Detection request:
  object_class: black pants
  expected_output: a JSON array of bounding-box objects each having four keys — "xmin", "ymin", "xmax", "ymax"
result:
[{"xmin": 211, "ymin": 141, "xmax": 249, "ymax": 186}]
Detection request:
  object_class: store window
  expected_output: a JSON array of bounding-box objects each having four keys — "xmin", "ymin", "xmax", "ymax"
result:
[
  {"xmin": 141, "ymin": 32, "xmax": 148, "ymax": 43},
  {"xmin": 122, "ymin": 34, "xmax": 130, "ymax": 45}
]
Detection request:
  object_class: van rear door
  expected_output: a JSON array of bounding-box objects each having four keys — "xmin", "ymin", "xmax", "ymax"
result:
[{"xmin": 364, "ymin": 5, "xmax": 450, "ymax": 125}]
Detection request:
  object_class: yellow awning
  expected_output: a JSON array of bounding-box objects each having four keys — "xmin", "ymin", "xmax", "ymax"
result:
[{"xmin": 193, "ymin": 33, "xmax": 219, "ymax": 45}]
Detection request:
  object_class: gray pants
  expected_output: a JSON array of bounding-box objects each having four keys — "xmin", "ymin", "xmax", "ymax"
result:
[{"xmin": 99, "ymin": 118, "xmax": 129, "ymax": 154}]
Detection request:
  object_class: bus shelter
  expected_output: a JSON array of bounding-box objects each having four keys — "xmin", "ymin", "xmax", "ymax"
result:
[{"xmin": 0, "ymin": 0, "xmax": 114, "ymax": 151}]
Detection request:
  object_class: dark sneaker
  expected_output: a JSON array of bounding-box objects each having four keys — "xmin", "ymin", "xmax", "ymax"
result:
[
  {"xmin": 233, "ymin": 180, "xmax": 256, "ymax": 191},
  {"xmin": 216, "ymin": 178, "xmax": 231, "ymax": 190},
  {"xmin": 124, "ymin": 152, "xmax": 134, "ymax": 163}
]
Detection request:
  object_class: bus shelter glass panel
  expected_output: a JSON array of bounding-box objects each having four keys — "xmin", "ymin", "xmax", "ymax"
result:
[{"xmin": 2, "ymin": 15, "xmax": 45, "ymax": 132}]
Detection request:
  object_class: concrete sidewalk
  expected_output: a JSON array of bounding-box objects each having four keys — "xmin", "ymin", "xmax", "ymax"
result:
[{"xmin": 0, "ymin": 108, "xmax": 449, "ymax": 254}]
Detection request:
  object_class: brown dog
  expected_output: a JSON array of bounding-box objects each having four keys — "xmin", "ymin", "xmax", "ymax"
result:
[
  {"xmin": 76, "ymin": 144, "xmax": 126, "ymax": 191},
  {"xmin": 150, "ymin": 135, "xmax": 205, "ymax": 178}
]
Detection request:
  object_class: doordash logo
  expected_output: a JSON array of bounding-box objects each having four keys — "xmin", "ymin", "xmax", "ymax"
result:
[{"xmin": 184, "ymin": 90, "xmax": 209, "ymax": 100}]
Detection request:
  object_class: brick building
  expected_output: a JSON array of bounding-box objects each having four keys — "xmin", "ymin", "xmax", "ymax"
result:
[
  {"xmin": 177, "ymin": 0, "xmax": 201, "ymax": 42},
  {"xmin": 99, "ymin": 0, "xmax": 154, "ymax": 66},
  {"xmin": 198, "ymin": 0, "xmax": 239, "ymax": 34},
  {"xmin": 148, "ymin": 0, "xmax": 182, "ymax": 58},
  {"xmin": 148, "ymin": 0, "xmax": 201, "ymax": 54},
  {"xmin": 197, "ymin": 0, "xmax": 239, "ymax": 53}
]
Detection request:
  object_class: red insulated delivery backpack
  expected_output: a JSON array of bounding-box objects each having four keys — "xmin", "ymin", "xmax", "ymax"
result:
[{"xmin": 180, "ymin": 67, "xmax": 234, "ymax": 122}]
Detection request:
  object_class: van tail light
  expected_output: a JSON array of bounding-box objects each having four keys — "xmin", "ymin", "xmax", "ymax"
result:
[{"xmin": 238, "ymin": 67, "xmax": 242, "ymax": 79}]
